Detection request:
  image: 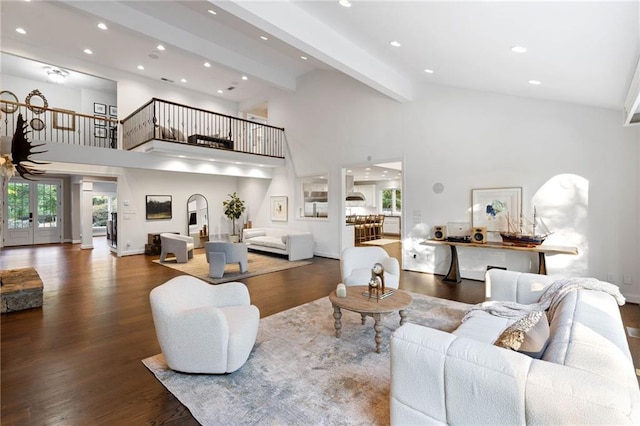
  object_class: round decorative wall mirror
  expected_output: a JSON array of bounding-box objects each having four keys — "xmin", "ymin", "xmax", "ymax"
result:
[
  {"xmin": 25, "ymin": 89, "xmax": 48, "ymax": 114},
  {"xmin": 0, "ymin": 90, "xmax": 19, "ymax": 114},
  {"xmin": 30, "ymin": 117, "xmax": 46, "ymax": 131}
]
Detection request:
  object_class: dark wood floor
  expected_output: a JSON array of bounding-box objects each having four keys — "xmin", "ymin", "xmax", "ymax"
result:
[{"xmin": 1, "ymin": 238, "xmax": 638, "ymax": 425}]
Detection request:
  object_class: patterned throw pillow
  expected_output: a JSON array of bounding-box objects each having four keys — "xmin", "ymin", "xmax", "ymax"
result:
[{"xmin": 495, "ymin": 310, "xmax": 550, "ymax": 359}]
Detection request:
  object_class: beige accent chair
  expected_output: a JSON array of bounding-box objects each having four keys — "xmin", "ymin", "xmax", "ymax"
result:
[
  {"xmin": 340, "ymin": 246, "xmax": 400, "ymax": 288},
  {"xmin": 149, "ymin": 276, "xmax": 260, "ymax": 374},
  {"xmin": 159, "ymin": 233, "xmax": 194, "ymax": 263}
]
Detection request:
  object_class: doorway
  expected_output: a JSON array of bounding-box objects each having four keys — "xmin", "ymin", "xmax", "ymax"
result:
[{"xmin": 3, "ymin": 178, "xmax": 63, "ymax": 246}]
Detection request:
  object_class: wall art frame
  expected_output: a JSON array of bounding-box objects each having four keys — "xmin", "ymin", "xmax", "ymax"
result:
[
  {"xmin": 270, "ymin": 196, "xmax": 288, "ymax": 222},
  {"xmin": 109, "ymin": 105, "xmax": 117, "ymax": 116},
  {"xmin": 146, "ymin": 195, "xmax": 172, "ymax": 220},
  {"xmin": 94, "ymin": 127, "xmax": 107, "ymax": 138},
  {"xmin": 53, "ymin": 109, "xmax": 76, "ymax": 131},
  {"xmin": 94, "ymin": 102, "xmax": 106, "ymax": 114},
  {"xmin": 471, "ymin": 187, "xmax": 522, "ymax": 233}
]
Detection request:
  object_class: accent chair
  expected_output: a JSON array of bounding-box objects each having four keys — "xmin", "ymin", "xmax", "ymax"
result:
[
  {"xmin": 340, "ymin": 246, "xmax": 400, "ymax": 288},
  {"xmin": 149, "ymin": 276, "xmax": 260, "ymax": 374},
  {"xmin": 159, "ymin": 233, "xmax": 194, "ymax": 263}
]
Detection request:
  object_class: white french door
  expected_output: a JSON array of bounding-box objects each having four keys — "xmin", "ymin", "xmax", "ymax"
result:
[{"xmin": 3, "ymin": 178, "xmax": 62, "ymax": 246}]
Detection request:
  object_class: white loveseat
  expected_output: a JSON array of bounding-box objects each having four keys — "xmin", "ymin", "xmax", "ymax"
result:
[
  {"xmin": 242, "ymin": 228, "xmax": 313, "ymax": 261},
  {"xmin": 390, "ymin": 269, "xmax": 640, "ymax": 425}
]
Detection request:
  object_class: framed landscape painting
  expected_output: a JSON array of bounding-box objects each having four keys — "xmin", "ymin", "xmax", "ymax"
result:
[
  {"xmin": 471, "ymin": 187, "xmax": 522, "ymax": 232},
  {"xmin": 146, "ymin": 195, "xmax": 172, "ymax": 220},
  {"xmin": 270, "ymin": 196, "xmax": 288, "ymax": 222}
]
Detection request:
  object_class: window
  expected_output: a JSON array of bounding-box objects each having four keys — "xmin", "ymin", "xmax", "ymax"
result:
[
  {"xmin": 382, "ymin": 189, "xmax": 401, "ymax": 214},
  {"xmin": 92, "ymin": 194, "xmax": 117, "ymax": 227},
  {"xmin": 300, "ymin": 175, "xmax": 329, "ymax": 218}
]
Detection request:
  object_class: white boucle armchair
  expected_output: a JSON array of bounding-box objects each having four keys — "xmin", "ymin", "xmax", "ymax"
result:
[
  {"xmin": 149, "ymin": 276, "xmax": 260, "ymax": 374},
  {"xmin": 159, "ymin": 233, "xmax": 194, "ymax": 263},
  {"xmin": 340, "ymin": 246, "xmax": 400, "ymax": 288}
]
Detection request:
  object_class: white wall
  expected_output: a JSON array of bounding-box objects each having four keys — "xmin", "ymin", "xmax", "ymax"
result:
[
  {"xmin": 116, "ymin": 169, "xmax": 239, "ymax": 255},
  {"xmin": 117, "ymin": 75, "xmax": 237, "ymax": 120},
  {"xmin": 268, "ymin": 70, "xmax": 640, "ymax": 301},
  {"xmin": 2, "ymin": 74, "xmax": 116, "ymax": 118}
]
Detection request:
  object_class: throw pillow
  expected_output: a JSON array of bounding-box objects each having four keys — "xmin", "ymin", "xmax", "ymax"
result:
[
  {"xmin": 171, "ymin": 127, "xmax": 186, "ymax": 142},
  {"xmin": 495, "ymin": 310, "xmax": 550, "ymax": 359}
]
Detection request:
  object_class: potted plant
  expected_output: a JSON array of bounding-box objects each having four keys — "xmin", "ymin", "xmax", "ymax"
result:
[{"xmin": 223, "ymin": 192, "xmax": 246, "ymax": 242}]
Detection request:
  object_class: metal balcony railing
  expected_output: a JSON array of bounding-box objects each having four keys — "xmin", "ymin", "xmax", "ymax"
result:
[
  {"xmin": 121, "ymin": 98, "xmax": 285, "ymax": 158},
  {"xmin": 0, "ymin": 99, "xmax": 118, "ymax": 149}
]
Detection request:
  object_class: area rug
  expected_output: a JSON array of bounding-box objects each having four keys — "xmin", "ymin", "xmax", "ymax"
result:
[
  {"xmin": 361, "ymin": 238, "xmax": 401, "ymax": 246},
  {"xmin": 142, "ymin": 292, "xmax": 470, "ymax": 425},
  {"xmin": 153, "ymin": 252, "xmax": 313, "ymax": 284}
]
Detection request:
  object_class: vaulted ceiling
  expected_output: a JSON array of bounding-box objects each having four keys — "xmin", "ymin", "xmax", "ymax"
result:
[{"xmin": 1, "ymin": 1, "xmax": 639, "ymax": 113}]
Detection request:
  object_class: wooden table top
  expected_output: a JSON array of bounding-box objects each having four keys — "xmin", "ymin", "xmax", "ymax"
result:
[
  {"xmin": 421, "ymin": 239, "xmax": 578, "ymax": 255},
  {"xmin": 329, "ymin": 285, "xmax": 413, "ymax": 314}
]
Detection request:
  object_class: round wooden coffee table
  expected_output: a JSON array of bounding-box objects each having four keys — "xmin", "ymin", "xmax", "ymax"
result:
[{"xmin": 328, "ymin": 285, "xmax": 413, "ymax": 353}]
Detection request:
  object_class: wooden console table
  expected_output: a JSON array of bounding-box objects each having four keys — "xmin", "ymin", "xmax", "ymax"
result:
[{"xmin": 421, "ymin": 240, "xmax": 578, "ymax": 283}]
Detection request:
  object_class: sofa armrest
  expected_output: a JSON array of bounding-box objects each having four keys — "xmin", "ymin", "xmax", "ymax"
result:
[
  {"xmin": 391, "ymin": 323, "xmax": 640, "ymax": 425},
  {"xmin": 391, "ymin": 323, "xmax": 532, "ymax": 425},
  {"xmin": 285, "ymin": 232, "xmax": 314, "ymax": 261}
]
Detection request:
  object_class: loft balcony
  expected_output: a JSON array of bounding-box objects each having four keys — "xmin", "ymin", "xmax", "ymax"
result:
[
  {"xmin": 1, "ymin": 97, "xmax": 286, "ymax": 171},
  {"xmin": 122, "ymin": 98, "xmax": 285, "ymax": 167}
]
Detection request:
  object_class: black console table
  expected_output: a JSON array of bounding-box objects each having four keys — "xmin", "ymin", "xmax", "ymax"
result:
[{"xmin": 187, "ymin": 134, "xmax": 234, "ymax": 150}]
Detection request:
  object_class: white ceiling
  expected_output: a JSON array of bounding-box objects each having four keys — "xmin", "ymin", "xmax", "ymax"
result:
[{"xmin": 1, "ymin": 1, "xmax": 639, "ymax": 111}]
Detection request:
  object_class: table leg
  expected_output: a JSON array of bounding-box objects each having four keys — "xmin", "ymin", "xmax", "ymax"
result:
[
  {"xmin": 332, "ymin": 304, "xmax": 342, "ymax": 338},
  {"xmin": 360, "ymin": 313, "xmax": 367, "ymax": 325},
  {"xmin": 444, "ymin": 245, "xmax": 462, "ymax": 283},
  {"xmin": 399, "ymin": 309, "xmax": 408, "ymax": 326},
  {"xmin": 373, "ymin": 313, "xmax": 383, "ymax": 354},
  {"xmin": 538, "ymin": 252, "xmax": 547, "ymax": 275}
]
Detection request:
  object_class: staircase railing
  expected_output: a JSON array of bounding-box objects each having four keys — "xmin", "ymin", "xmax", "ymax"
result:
[
  {"xmin": 121, "ymin": 98, "xmax": 285, "ymax": 158},
  {"xmin": 0, "ymin": 100, "xmax": 118, "ymax": 149}
]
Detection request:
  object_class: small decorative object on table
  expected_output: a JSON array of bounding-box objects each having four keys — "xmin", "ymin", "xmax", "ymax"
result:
[
  {"xmin": 336, "ymin": 283, "xmax": 347, "ymax": 298},
  {"xmin": 366, "ymin": 262, "xmax": 391, "ymax": 302}
]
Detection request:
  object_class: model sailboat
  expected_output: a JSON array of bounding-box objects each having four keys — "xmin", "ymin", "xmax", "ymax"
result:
[{"xmin": 500, "ymin": 207, "xmax": 551, "ymax": 246}]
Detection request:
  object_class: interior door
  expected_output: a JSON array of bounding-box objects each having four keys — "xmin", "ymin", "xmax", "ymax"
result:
[{"xmin": 3, "ymin": 179, "xmax": 62, "ymax": 246}]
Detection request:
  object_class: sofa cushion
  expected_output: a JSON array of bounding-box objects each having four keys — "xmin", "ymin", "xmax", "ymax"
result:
[
  {"xmin": 247, "ymin": 236, "xmax": 286, "ymax": 251},
  {"xmin": 244, "ymin": 229, "xmax": 266, "ymax": 239},
  {"xmin": 453, "ymin": 311, "xmax": 514, "ymax": 344}
]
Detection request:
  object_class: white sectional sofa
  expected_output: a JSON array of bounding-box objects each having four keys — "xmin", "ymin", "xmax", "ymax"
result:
[
  {"xmin": 390, "ymin": 269, "xmax": 640, "ymax": 425},
  {"xmin": 242, "ymin": 228, "xmax": 313, "ymax": 261}
]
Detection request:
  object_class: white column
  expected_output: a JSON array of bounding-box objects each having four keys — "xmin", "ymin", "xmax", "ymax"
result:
[{"xmin": 80, "ymin": 180, "xmax": 93, "ymax": 249}]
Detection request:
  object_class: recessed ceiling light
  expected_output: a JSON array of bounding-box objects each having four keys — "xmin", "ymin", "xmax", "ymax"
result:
[
  {"xmin": 180, "ymin": 78, "xmax": 187, "ymax": 83},
  {"xmin": 97, "ymin": 22, "xmax": 107, "ymax": 30},
  {"xmin": 241, "ymin": 75, "xmax": 248, "ymax": 81},
  {"xmin": 390, "ymin": 40, "xmax": 402, "ymax": 47},
  {"xmin": 528, "ymin": 80, "xmax": 541, "ymax": 85},
  {"xmin": 217, "ymin": 89, "xmax": 223, "ymax": 94},
  {"xmin": 15, "ymin": 27, "xmax": 26, "ymax": 35},
  {"xmin": 424, "ymin": 68, "xmax": 434, "ymax": 74},
  {"xmin": 207, "ymin": 9, "xmax": 217, "ymax": 15},
  {"xmin": 178, "ymin": 155, "xmax": 186, "ymax": 158},
  {"xmin": 204, "ymin": 62, "xmax": 211, "ymax": 67},
  {"xmin": 339, "ymin": 0, "xmax": 352, "ymax": 7},
  {"xmin": 209, "ymin": 158, "xmax": 216, "ymax": 162},
  {"xmin": 137, "ymin": 65, "xmax": 145, "ymax": 70},
  {"xmin": 365, "ymin": 167, "xmax": 371, "ymax": 171},
  {"xmin": 260, "ymin": 35, "xmax": 268, "ymax": 41},
  {"xmin": 157, "ymin": 44, "xmax": 165, "ymax": 51},
  {"xmin": 511, "ymin": 45, "xmax": 527, "ymax": 53},
  {"xmin": 300, "ymin": 55, "xmax": 308, "ymax": 60},
  {"xmin": 84, "ymin": 49, "xmax": 93, "ymax": 55},
  {"xmin": 347, "ymin": 169, "xmax": 353, "ymax": 173}
]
